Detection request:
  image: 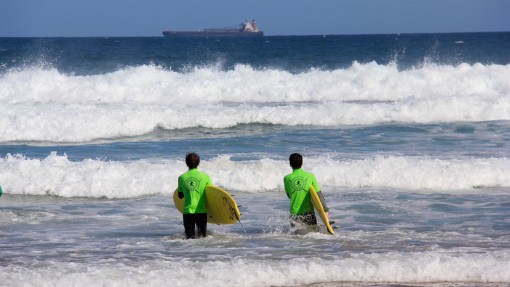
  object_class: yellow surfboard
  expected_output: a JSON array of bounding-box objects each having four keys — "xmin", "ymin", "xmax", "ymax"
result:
[
  {"xmin": 173, "ymin": 185, "xmax": 241, "ymax": 225},
  {"xmin": 310, "ymin": 186, "xmax": 335, "ymax": 235}
]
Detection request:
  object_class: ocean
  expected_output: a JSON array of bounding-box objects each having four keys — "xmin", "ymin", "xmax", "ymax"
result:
[{"xmin": 0, "ymin": 33, "xmax": 509, "ymax": 287}]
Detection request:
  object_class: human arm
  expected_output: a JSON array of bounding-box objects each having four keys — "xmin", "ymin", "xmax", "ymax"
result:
[
  {"xmin": 317, "ymin": 191, "xmax": 329, "ymax": 212},
  {"xmin": 177, "ymin": 176, "xmax": 184, "ymax": 199},
  {"xmin": 311, "ymin": 174, "xmax": 328, "ymax": 211},
  {"xmin": 317, "ymin": 191, "xmax": 330, "ymax": 220},
  {"xmin": 206, "ymin": 174, "xmax": 212, "ymax": 186},
  {"xmin": 283, "ymin": 177, "xmax": 291, "ymax": 199}
]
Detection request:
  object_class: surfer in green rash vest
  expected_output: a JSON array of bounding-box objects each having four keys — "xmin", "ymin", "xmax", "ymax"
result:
[
  {"xmin": 284, "ymin": 153, "xmax": 329, "ymax": 232},
  {"xmin": 177, "ymin": 153, "xmax": 212, "ymax": 239}
]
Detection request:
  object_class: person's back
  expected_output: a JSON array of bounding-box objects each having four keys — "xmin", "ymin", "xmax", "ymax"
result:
[
  {"xmin": 178, "ymin": 168, "xmax": 210, "ymax": 214},
  {"xmin": 284, "ymin": 168, "xmax": 319, "ymax": 216}
]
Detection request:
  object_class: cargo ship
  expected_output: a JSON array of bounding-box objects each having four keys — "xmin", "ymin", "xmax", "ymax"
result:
[{"xmin": 162, "ymin": 19, "xmax": 263, "ymax": 37}]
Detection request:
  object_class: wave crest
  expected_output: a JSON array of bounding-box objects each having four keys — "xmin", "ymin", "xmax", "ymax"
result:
[
  {"xmin": 1, "ymin": 153, "xmax": 509, "ymax": 198},
  {"xmin": 1, "ymin": 63, "xmax": 509, "ymax": 142}
]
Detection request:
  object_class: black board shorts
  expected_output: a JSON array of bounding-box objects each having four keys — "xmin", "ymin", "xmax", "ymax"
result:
[
  {"xmin": 290, "ymin": 212, "xmax": 317, "ymax": 226},
  {"xmin": 183, "ymin": 213, "xmax": 207, "ymax": 239}
]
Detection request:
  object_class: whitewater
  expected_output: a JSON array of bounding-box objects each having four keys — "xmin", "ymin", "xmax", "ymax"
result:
[
  {"xmin": 1, "ymin": 153, "xmax": 510, "ymax": 198},
  {"xmin": 1, "ymin": 62, "xmax": 509, "ymax": 142}
]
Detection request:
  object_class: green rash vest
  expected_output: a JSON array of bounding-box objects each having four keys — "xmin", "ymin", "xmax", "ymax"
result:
[
  {"xmin": 283, "ymin": 168, "xmax": 321, "ymax": 215},
  {"xmin": 178, "ymin": 168, "xmax": 212, "ymax": 214}
]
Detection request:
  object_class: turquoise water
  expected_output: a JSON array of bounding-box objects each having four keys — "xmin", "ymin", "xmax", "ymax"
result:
[{"xmin": 1, "ymin": 33, "xmax": 510, "ymax": 286}]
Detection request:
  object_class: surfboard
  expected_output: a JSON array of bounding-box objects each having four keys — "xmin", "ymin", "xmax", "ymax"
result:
[
  {"xmin": 310, "ymin": 186, "xmax": 335, "ymax": 235},
  {"xmin": 173, "ymin": 185, "xmax": 241, "ymax": 225}
]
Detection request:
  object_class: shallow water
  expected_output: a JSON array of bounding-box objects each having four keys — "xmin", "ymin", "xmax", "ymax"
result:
[{"xmin": 1, "ymin": 188, "xmax": 509, "ymax": 286}]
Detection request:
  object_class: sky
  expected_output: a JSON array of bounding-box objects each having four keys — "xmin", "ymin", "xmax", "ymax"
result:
[{"xmin": 1, "ymin": 0, "xmax": 509, "ymax": 37}]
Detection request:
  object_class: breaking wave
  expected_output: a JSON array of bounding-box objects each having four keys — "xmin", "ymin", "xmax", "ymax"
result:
[
  {"xmin": 1, "ymin": 153, "xmax": 509, "ymax": 198},
  {"xmin": 1, "ymin": 62, "xmax": 509, "ymax": 143}
]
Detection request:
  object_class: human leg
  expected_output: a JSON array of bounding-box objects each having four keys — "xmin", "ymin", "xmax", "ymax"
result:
[
  {"xmin": 183, "ymin": 213, "xmax": 196, "ymax": 239},
  {"xmin": 195, "ymin": 213, "xmax": 208, "ymax": 238},
  {"xmin": 290, "ymin": 212, "xmax": 318, "ymax": 234}
]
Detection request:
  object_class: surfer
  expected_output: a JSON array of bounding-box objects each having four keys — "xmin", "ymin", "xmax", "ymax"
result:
[
  {"xmin": 284, "ymin": 153, "xmax": 329, "ymax": 232},
  {"xmin": 177, "ymin": 153, "xmax": 212, "ymax": 239}
]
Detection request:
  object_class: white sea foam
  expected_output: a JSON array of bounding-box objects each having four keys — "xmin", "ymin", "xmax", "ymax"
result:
[
  {"xmin": 1, "ymin": 251, "xmax": 509, "ymax": 286},
  {"xmin": 1, "ymin": 62, "xmax": 509, "ymax": 142},
  {"xmin": 1, "ymin": 153, "xmax": 509, "ymax": 198}
]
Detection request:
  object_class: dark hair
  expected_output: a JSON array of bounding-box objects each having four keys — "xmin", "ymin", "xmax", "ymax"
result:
[
  {"xmin": 289, "ymin": 153, "xmax": 303, "ymax": 169},
  {"xmin": 185, "ymin": 153, "xmax": 200, "ymax": 169}
]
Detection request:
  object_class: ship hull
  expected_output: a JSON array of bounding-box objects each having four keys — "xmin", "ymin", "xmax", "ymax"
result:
[{"xmin": 162, "ymin": 31, "xmax": 264, "ymax": 37}]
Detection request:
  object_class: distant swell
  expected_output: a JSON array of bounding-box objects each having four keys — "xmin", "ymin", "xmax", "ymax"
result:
[
  {"xmin": 1, "ymin": 153, "xmax": 509, "ymax": 198},
  {"xmin": 1, "ymin": 62, "xmax": 509, "ymax": 143}
]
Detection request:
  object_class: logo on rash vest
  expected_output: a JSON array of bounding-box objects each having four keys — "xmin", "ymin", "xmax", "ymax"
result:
[
  {"xmin": 291, "ymin": 177, "xmax": 308, "ymax": 192},
  {"xmin": 185, "ymin": 178, "xmax": 201, "ymax": 192}
]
